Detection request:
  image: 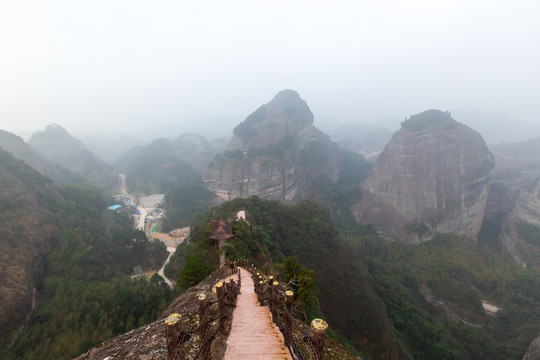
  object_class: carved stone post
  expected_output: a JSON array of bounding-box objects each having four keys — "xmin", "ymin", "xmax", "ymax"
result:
[
  {"xmin": 227, "ymin": 278, "xmax": 236, "ymax": 304},
  {"xmin": 284, "ymin": 290, "xmax": 294, "ymax": 348},
  {"xmin": 267, "ymin": 278, "xmax": 274, "ymax": 319},
  {"xmin": 165, "ymin": 313, "xmax": 185, "ymax": 360},
  {"xmin": 310, "ymin": 318, "xmax": 328, "ymax": 360},
  {"xmin": 198, "ymin": 293, "xmax": 211, "ymax": 359},
  {"xmin": 267, "ymin": 275, "xmax": 273, "ymax": 304},
  {"xmin": 258, "ymin": 280, "xmax": 264, "ymax": 305},
  {"xmin": 215, "ymin": 282, "xmax": 226, "ymax": 334},
  {"xmin": 238, "ymin": 267, "xmax": 242, "ymax": 290},
  {"xmin": 256, "ymin": 274, "xmax": 263, "ymax": 305},
  {"xmin": 254, "ymin": 273, "xmax": 260, "ymax": 293},
  {"xmin": 269, "ymin": 281, "xmax": 279, "ymax": 324}
]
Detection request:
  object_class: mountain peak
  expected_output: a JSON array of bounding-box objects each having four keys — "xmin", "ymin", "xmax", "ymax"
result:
[
  {"xmin": 28, "ymin": 125, "xmax": 86, "ymax": 163},
  {"xmin": 354, "ymin": 109, "xmax": 494, "ymax": 241},
  {"xmin": 204, "ymin": 91, "xmax": 339, "ymax": 203},
  {"xmin": 232, "ymin": 90, "xmax": 313, "ymax": 143},
  {"xmin": 271, "ymin": 88, "xmax": 302, "ymax": 101},
  {"xmin": 401, "ymin": 109, "xmax": 456, "ymax": 131}
]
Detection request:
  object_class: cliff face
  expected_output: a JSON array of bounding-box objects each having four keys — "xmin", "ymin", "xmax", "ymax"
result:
[
  {"xmin": 499, "ymin": 177, "xmax": 540, "ymax": 268},
  {"xmin": 523, "ymin": 331, "xmax": 540, "ymax": 360},
  {"xmin": 203, "ymin": 90, "xmax": 340, "ymax": 203},
  {"xmin": 353, "ymin": 110, "xmax": 494, "ymax": 241}
]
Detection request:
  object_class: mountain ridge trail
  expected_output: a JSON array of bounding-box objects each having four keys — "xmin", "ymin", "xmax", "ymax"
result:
[{"xmin": 224, "ymin": 267, "xmax": 292, "ymax": 359}]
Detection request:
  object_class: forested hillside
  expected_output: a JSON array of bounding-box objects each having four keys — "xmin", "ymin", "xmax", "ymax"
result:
[
  {"xmin": 0, "ymin": 149, "xmax": 60, "ymax": 340},
  {"xmin": 164, "ymin": 195, "xmax": 539, "ymax": 359},
  {"xmin": 164, "ymin": 197, "xmax": 401, "ymax": 358},
  {"xmin": 1, "ymin": 176, "xmax": 170, "ymax": 360},
  {"xmin": 160, "ymin": 181, "xmax": 216, "ymax": 231},
  {"xmin": 114, "ymin": 138, "xmax": 200, "ymax": 195}
]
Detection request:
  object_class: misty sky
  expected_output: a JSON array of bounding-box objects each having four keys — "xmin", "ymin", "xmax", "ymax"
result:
[{"xmin": 1, "ymin": 1, "xmax": 539, "ymax": 139}]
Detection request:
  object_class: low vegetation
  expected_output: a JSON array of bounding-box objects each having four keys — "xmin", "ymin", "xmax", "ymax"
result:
[{"xmin": 516, "ymin": 222, "xmax": 540, "ymax": 246}]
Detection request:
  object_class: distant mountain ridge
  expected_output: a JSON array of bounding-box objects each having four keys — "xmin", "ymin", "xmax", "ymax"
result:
[
  {"xmin": 325, "ymin": 123, "xmax": 393, "ymax": 161},
  {"xmin": 28, "ymin": 124, "xmax": 118, "ymax": 190},
  {"xmin": 0, "ymin": 129, "xmax": 81, "ymax": 185},
  {"xmin": 451, "ymin": 107, "xmax": 540, "ymax": 145},
  {"xmin": 489, "ymin": 137, "xmax": 540, "ymax": 187},
  {"xmin": 81, "ymin": 133, "xmax": 148, "ymax": 164},
  {"xmin": 113, "ymin": 133, "xmax": 226, "ymax": 194}
]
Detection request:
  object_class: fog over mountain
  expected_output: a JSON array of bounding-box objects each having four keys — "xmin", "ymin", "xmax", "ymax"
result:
[
  {"xmin": 2, "ymin": 2, "xmax": 540, "ymax": 359},
  {"xmin": 1, "ymin": 1, "xmax": 539, "ymax": 141}
]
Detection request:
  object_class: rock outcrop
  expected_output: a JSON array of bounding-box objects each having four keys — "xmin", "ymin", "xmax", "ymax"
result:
[
  {"xmin": 523, "ymin": 331, "xmax": 540, "ymax": 360},
  {"xmin": 499, "ymin": 176, "xmax": 540, "ymax": 268},
  {"xmin": 203, "ymin": 90, "xmax": 340, "ymax": 203},
  {"xmin": 353, "ymin": 110, "xmax": 494, "ymax": 241}
]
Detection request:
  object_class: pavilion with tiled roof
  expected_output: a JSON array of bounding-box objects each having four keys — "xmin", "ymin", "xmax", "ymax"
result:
[{"xmin": 210, "ymin": 218, "xmax": 234, "ymax": 249}]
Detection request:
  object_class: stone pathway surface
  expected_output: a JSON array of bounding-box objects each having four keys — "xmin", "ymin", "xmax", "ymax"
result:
[{"xmin": 224, "ymin": 267, "xmax": 292, "ymax": 360}]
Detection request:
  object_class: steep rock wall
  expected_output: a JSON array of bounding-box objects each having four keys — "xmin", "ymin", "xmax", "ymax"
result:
[
  {"xmin": 353, "ymin": 110, "xmax": 494, "ymax": 241},
  {"xmin": 499, "ymin": 176, "xmax": 540, "ymax": 267},
  {"xmin": 203, "ymin": 90, "xmax": 340, "ymax": 203}
]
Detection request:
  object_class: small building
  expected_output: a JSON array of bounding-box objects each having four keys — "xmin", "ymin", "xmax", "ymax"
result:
[
  {"xmin": 169, "ymin": 227, "xmax": 190, "ymax": 237},
  {"xmin": 236, "ymin": 210, "xmax": 246, "ymax": 220},
  {"xmin": 210, "ymin": 218, "xmax": 234, "ymax": 249},
  {"xmin": 132, "ymin": 265, "xmax": 144, "ymax": 277},
  {"xmin": 107, "ymin": 204, "xmax": 122, "ymax": 211}
]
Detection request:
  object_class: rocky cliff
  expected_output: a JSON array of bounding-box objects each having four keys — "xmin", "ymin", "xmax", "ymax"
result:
[
  {"xmin": 203, "ymin": 90, "xmax": 340, "ymax": 203},
  {"xmin": 353, "ymin": 110, "xmax": 494, "ymax": 241},
  {"xmin": 523, "ymin": 331, "xmax": 540, "ymax": 360},
  {"xmin": 499, "ymin": 176, "xmax": 540, "ymax": 268}
]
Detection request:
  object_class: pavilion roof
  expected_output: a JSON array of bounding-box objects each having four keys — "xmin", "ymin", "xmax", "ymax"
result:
[{"xmin": 210, "ymin": 218, "xmax": 234, "ymax": 241}]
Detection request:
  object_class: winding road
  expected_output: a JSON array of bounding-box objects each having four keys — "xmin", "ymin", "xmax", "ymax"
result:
[
  {"xmin": 119, "ymin": 174, "xmax": 175, "ymax": 288},
  {"xmin": 157, "ymin": 248, "xmax": 175, "ymax": 288}
]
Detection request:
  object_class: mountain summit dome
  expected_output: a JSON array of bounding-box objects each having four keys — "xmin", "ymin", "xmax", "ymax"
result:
[
  {"xmin": 204, "ymin": 90, "xmax": 339, "ymax": 203},
  {"xmin": 353, "ymin": 109, "xmax": 494, "ymax": 241}
]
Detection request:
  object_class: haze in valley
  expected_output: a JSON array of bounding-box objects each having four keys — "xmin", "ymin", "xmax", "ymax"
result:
[{"xmin": 1, "ymin": 0, "xmax": 540, "ymax": 142}]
